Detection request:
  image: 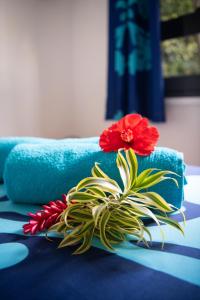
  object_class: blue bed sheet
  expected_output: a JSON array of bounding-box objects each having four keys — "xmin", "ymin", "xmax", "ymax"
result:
[{"xmin": 0, "ymin": 175, "xmax": 200, "ymax": 300}]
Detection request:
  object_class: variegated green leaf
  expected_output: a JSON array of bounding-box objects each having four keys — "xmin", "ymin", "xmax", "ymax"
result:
[
  {"xmin": 76, "ymin": 177, "xmax": 122, "ymax": 194},
  {"xmin": 143, "ymin": 226, "xmax": 152, "ymax": 243},
  {"xmin": 116, "ymin": 150, "xmax": 130, "ymax": 191},
  {"xmin": 136, "ymin": 168, "xmax": 159, "ymax": 186},
  {"xmin": 86, "ymin": 187, "xmax": 106, "ymax": 198},
  {"xmin": 170, "ymin": 204, "xmax": 186, "ymax": 225},
  {"xmin": 107, "ymin": 228, "xmax": 125, "ymax": 242},
  {"xmin": 77, "ymin": 220, "xmax": 94, "ymax": 236},
  {"xmin": 70, "ymin": 209, "xmax": 92, "ymax": 222},
  {"xmin": 125, "ymin": 149, "xmax": 138, "ymax": 187},
  {"xmin": 99, "ymin": 208, "xmax": 113, "ymax": 250},
  {"xmin": 92, "ymin": 204, "xmax": 106, "ymax": 227},
  {"xmin": 48, "ymin": 221, "xmax": 69, "ymax": 234},
  {"xmin": 68, "ymin": 191, "xmax": 100, "ymax": 202},
  {"xmin": 163, "ymin": 176, "xmax": 179, "ymax": 187},
  {"xmin": 156, "ymin": 215, "xmax": 184, "ymax": 235},
  {"xmin": 58, "ymin": 225, "xmax": 82, "ymax": 248},
  {"xmin": 63, "ymin": 203, "xmax": 83, "ymax": 226},
  {"xmin": 73, "ymin": 226, "xmax": 94, "ymax": 254},
  {"xmin": 58, "ymin": 235, "xmax": 82, "ymax": 248},
  {"xmin": 135, "ymin": 170, "xmax": 179, "ymax": 190},
  {"xmin": 91, "ymin": 163, "xmax": 109, "ymax": 179},
  {"xmin": 143, "ymin": 192, "xmax": 173, "ymax": 212}
]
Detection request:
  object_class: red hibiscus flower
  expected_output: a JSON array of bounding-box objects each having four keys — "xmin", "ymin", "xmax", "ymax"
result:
[{"xmin": 99, "ymin": 114, "xmax": 159, "ymax": 156}]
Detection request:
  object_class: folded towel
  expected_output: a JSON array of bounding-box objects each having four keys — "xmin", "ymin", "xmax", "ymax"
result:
[
  {"xmin": 0, "ymin": 137, "xmax": 98, "ymax": 181},
  {"xmin": 4, "ymin": 142, "xmax": 185, "ymax": 208}
]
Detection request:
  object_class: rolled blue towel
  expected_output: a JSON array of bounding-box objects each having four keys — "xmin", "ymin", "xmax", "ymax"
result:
[
  {"xmin": 0, "ymin": 137, "xmax": 98, "ymax": 181},
  {"xmin": 4, "ymin": 142, "xmax": 185, "ymax": 208}
]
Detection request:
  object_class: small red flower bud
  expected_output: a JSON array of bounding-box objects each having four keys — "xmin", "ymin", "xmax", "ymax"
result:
[{"xmin": 23, "ymin": 196, "xmax": 68, "ymax": 235}]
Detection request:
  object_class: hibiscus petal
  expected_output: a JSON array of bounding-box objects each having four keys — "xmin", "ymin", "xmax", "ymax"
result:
[
  {"xmin": 133, "ymin": 127, "xmax": 159, "ymax": 155},
  {"xmin": 99, "ymin": 129, "xmax": 124, "ymax": 152},
  {"xmin": 117, "ymin": 114, "xmax": 142, "ymax": 131}
]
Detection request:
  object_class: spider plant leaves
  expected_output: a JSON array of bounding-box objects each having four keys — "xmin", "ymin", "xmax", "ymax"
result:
[
  {"xmin": 99, "ymin": 208, "xmax": 113, "ymax": 250},
  {"xmin": 128, "ymin": 203, "xmax": 161, "ymax": 227},
  {"xmin": 116, "ymin": 150, "xmax": 130, "ymax": 191},
  {"xmin": 68, "ymin": 191, "xmax": 100, "ymax": 203},
  {"xmin": 76, "ymin": 177, "xmax": 122, "ymax": 194},
  {"xmin": 143, "ymin": 192, "xmax": 173, "ymax": 212},
  {"xmin": 76, "ymin": 220, "xmax": 94, "ymax": 236},
  {"xmin": 50, "ymin": 148, "xmax": 184, "ymax": 254},
  {"xmin": 55, "ymin": 222, "xmax": 67, "ymax": 233},
  {"xmin": 58, "ymin": 225, "xmax": 83, "ymax": 248},
  {"xmin": 125, "ymin": 149, "xmax": 138, "ymax": 187},
  {"xmin": 91, "ymin": 163, "xmax": 109, "ymax": 179},
  {"xmin": 48, "ymin": 221, "xmax": 67, "ymax": 233},
  {"xmin": 127, "ymin": 195, "xmax": 155, "ymax": 208},
  {"xmin": 107, "ymin": 228, "xmax": 125, "ymax": 243},
  {"xmin": 111, "ymin": 215, "xmax": 139, "ymax": 230},
  {"xmin": 69, "ymin": 209, "xmax": 92, "ymax": 222},
  {"xmin": 135, "ymin": 170, "xmax": 179, "ymax": 190},
  {"xmin": 156, "ymin": 215, "xmax": 184, "ymax": 235},
  {"xmin": 135, "ymin": 168, "xmax": 159, "ymax": 186},
  {"xmin": 170, "ymin": 204, "xmax": 186, "ymax": 226},
  {"xmin": 63, "ymin": 202, "xmax": 84, "ymax": 227},
  {"xmin": 127, "ymin": 191, "xmax": 173, "ymax": 214},
  {"xmin": 58, "ymin": 234, "xmax": 82, "ymax": 248},
  {"xmin": 143, "ymin": 226, "xmax": 152, "ymax": 243},
  {"xmin": 162, "ymin": 177, "xmax": 179, "ymax": 188},
  {"xmin": 111, "ymin": 210, "xmax": 140, "ymax": 229},
  {"xmin": 92, "ymin": 204, "xmax": 106, "ymax": 227},
  {"xmin": 73, "ymin": 226, "xmax": 95, "ymax": 254},
  {"xmin": 113, "ymin": 207, "xmax": 139, "ymax": 224},
  {"xmin": 87, "ymin": 187, "xmax": 106, "ymax": 198}
]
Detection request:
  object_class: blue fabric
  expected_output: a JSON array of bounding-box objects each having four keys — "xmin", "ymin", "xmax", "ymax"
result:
[
  {"xmin": 106, "ymin": 0, "xmax": 164, "ymax": 122},
  {"xmin": 4, "ymin": 142, "xmax": 185, "ymax": 208},
  {"xmin": 0, "ymin": 137, "xmax": 98, "ymax": 181},
  {"xmin": 0, "ymin": 176, "xmax": 200, "ymax": 299}
]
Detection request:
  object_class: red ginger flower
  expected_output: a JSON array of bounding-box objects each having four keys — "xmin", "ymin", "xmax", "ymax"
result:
[
  {"xmin": 23, "ymin": 196, "xmax": 67, "ymax": 235},
  {"xmin": 99, "ymin": 114, "xmax": 159, "ymax": 156}
]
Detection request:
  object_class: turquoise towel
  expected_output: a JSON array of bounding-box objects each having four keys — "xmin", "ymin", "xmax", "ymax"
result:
[
  {"xmin": 4, "ymin": 142, "xmax": 185, "ymax": 208},
  {"xmin": 0, "ymin": 137, "xmax": 98, "ymax": 181}
]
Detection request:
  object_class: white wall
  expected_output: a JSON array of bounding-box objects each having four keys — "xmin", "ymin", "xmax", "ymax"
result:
[
  {"xmin": 0, "ymin": 0, "xmax": 40, "ymax": 136},
  {"xmin": 0, "ymin": 0, "xmax": 199, "ymax": 164},
  {"xmin": 156, "ymin": 98, "xmax": 200, "ymax": 165},
  {"xmin": 0, "ymin": 0, "xmax": 73, "ymax": 138},
  {"xmin": 35, "ymin": 0, "xmax": 74, "ymax": 138}
]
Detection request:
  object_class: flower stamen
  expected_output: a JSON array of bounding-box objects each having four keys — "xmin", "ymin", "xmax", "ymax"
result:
[{"xmin": 120, "ymin": 129, "xmax": 134, "ymax": 143}]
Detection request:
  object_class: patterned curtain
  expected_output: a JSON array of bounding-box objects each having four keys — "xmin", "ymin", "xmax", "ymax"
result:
[{"xmin": 106, "ymin": 0, "xmax": 165, "ymax": 122}]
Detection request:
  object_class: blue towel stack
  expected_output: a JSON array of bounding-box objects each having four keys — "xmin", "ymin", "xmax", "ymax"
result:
[
  {"xmin": 0, "ymin": 137, "xmax": 98, "ymax": 181},
  {"xmin": 0, "ymin": 137, "xmax": 52, "ymax": 181},
  {"xmin": 2, "ymin": 139, "xmax": 185, "ymax": 208}
]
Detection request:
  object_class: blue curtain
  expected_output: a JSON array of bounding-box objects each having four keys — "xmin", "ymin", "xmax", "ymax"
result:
[{"xmin": 106, "ymin": 0, "xmax": 165, "ymax": 122}]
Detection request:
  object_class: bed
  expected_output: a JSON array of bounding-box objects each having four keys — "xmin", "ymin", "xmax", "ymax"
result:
[{"xmin": 0, "ymin": 167, "xmax": 200, "ymax": 300}]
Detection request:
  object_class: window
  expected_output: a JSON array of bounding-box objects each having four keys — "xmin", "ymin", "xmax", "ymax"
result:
[{"xmin": 160, "ymin": 0, "xmax": 200, "ymax": 97}]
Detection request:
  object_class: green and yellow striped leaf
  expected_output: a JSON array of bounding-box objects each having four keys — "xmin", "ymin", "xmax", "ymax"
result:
[
  {"xmin": 76, "ymin": 177, "xmax": 122, "ymax": 194},
  {"xmin": 116, "ymin": 150, "xmax": 130, "ymax": 191},
  {"xmin": 125, "ymin": 149, "xmax": 138, "ymax": 187}
]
